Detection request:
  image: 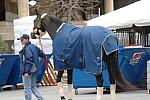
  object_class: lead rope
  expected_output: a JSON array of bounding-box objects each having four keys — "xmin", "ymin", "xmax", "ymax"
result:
[{"xmin": 38, "ymin": 36, "xmax": 56, "ymax": 86}]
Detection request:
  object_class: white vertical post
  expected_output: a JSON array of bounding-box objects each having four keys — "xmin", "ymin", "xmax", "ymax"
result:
[
  {"xmin": 98, "ymin": 8, "xmax": 101, "ymax": 17},
  {"xmin": 147, "ymin": 60, "xmax": 150, "ymax": 93}
]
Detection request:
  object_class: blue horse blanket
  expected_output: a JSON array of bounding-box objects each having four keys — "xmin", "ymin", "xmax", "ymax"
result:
[{"xmin": 52, "ymin": 24, "xmax": 118, "ymax": 74}]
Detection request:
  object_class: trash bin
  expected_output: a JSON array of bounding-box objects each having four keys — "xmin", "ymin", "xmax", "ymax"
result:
[
  {"xmin": 73, "ymin": 68, "xmax": 97, "ymax": 89},
  {"xmin": 0, "ymin": 54, "xmax": 19, "ymax": 91},
  {"xmin": 73, "ymin": 68, "xmax": 110, "ymax": 93},
  {"xmin": 73, "ymin": 47, "xmax": 150, "ymax": 92}
]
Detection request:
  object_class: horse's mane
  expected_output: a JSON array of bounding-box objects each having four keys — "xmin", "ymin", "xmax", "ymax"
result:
[
  {"xmin": 46, "ymin": 15, "xmax": 63, "ymax": 24},
  {"xmin": 40, "ymin": 15, "xmax": 63, "ymax": 40}
]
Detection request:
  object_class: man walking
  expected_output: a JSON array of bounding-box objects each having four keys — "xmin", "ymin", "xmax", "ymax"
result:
[{"xmin": 18, "ymin": 34, "xmax": 46, "ymax": 100}]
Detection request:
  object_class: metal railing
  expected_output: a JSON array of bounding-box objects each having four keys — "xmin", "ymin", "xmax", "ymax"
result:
[{"xmin": 114, "ymin": 26, "xmax": 150, "ymax": 46}]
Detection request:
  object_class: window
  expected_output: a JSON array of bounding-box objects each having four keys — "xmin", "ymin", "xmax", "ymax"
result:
[{"xmin": 0, "ymin": 0, "xmax": 5, "ymax": 21}]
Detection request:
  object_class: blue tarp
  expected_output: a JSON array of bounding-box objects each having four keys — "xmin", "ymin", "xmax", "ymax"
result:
[
  {"xmin": 0, "ymin": 54, "xmax": 51, "ymax": 87},
  {"xmin": 119, "ymin": 47, "xmax": 150, "ymax": 83},
  {"xmin": 73, "ymin": 47, "xmax": 150, "ymax": 88},
  {"xmin": 0, "ymin": 54, "xmax": 19, "ymax": 86}
]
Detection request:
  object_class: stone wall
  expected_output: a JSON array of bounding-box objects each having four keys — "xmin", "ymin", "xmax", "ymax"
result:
[{"xmin": 0, "ymin": 21, "xmax": 14, "ymax": 40}]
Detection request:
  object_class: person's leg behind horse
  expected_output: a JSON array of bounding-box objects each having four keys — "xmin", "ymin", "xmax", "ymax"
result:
[
  {"xmin": 67, "ymin": 68, "xmax": 73, "ymax": 100},
  {"xmin": 57, "ymin": 70, "xmax": 66, "ymax": 100},
  {"xmin": 95, "ymin": 74, "xmax": 103, "ymax": 100}
]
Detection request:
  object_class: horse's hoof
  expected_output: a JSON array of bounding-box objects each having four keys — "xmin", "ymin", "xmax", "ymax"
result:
[{"xmin": 61, "ymin": 96, "xmax": 66, "ymax": 100}]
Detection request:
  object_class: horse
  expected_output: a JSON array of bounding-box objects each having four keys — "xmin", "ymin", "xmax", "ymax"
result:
[{"xmin": 31, "ymin": 11, "xmax": 137, "ymax": 100}]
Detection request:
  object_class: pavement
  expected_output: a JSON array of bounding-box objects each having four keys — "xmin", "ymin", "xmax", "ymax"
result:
[{"xmin": 0, "ymin": 86, "xmax": 150, "ymax": 100}]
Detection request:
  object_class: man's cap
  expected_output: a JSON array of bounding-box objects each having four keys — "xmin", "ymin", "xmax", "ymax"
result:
[{"xmin": 17, "ymin": 34, "xmax": 30, "ymax": 40}]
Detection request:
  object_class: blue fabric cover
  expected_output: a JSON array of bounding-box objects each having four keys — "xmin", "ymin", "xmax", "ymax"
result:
[{"xmin": 52, "ymin": 24, "xmax": 118, "ymax": 74}]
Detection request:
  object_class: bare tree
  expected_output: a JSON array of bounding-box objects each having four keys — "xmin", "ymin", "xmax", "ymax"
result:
[{"xmin": 30, "ymin": 0, "xmax": 101, "ymax": 22}]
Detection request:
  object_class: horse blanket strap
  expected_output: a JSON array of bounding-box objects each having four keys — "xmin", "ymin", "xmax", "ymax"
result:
[
  {"xmin": 52, "ymin": 24, "xmax": 118, "ymax": 74},
  {"xmin": 56, "ymin": 23, "xmax": 65, "ymax": 33}
]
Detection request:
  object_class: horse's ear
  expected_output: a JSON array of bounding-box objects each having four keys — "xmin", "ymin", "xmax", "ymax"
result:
[
  {"xmin": 35, "ymin": 8, "xmax": 45, "ymax": 17},
  {"xmin": 35, "ymin": 8, "xmax": 39, "ymax": 16}
]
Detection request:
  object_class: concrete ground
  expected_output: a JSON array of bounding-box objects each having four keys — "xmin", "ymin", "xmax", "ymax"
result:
[{"xmin": 0, "ymin": 86, "xmax": 150, "ymax": 100}]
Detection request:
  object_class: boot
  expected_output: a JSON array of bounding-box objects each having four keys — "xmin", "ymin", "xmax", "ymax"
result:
[
  {"xmin": 57, "ymin": 82, "xmax": 66, "ymax": 100},
  {"xmin": 96, "ymin": 87, "xmax": 103, "ymax": 100},
  {"xmin": 67, "ymin": 84, "xmax": 73, "ymax": 100},
  {"xmin": 110, "ymin": 84, "xmax": 116, "ymax": 100}
]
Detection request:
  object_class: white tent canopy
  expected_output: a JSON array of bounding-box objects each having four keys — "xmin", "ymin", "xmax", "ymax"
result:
[{"xmin": 87, "ymin": 0, "xmax": 150, "ymax": 29}]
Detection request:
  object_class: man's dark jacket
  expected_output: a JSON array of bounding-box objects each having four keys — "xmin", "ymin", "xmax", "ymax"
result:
[{"xmin": 19, "ymin": 41, "xmax": 46, "ymax": 75}]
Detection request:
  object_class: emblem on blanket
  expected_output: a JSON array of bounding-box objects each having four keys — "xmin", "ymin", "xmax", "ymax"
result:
[
  {"xmin": 0, "ymin": 58, "xmax": 5, "ymax": 68},
  {"xmin": 129, "ymin": 52, "xmax": 144, "ymax": 65}
]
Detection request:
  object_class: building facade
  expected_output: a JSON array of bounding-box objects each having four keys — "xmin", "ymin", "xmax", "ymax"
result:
[{"xmin": 0, "ymin": 0, "xmax": 29, "ymax": 53}]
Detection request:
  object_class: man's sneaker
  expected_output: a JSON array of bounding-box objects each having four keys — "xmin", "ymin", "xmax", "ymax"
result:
[
  {"xmin": 61, "ymin": 96, "xmax": 66, "ymax": 100},
  {"xmin": 42, "ymin": 98, "xmax": 45, "ymax": 100},
  {"xmin": 38, "ymin": 97, "xmax": 45, "ymax": 100}
]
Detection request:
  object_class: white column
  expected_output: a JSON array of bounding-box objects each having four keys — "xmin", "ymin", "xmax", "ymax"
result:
[
  {"xmin": 17, "ymin": 0, "xmax": 29, "ymax": 18},
  {"xmin": 104, "ymin": 0, "xmax": 114, "ymax": 13}
]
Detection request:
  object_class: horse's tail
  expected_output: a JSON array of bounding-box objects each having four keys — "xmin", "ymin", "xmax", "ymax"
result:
[
  {"xmin": 105, "ymin": 51, "xmax": 137, "ymax": 91},
  {"xmin": 112, "ymin": 59, "xmax": 137, "ymax": 91}
]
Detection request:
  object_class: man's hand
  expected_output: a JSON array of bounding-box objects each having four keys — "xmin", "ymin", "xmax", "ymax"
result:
[{"xmin": 24, "ymin": 73, "xmax": 29, "ymax": 78}]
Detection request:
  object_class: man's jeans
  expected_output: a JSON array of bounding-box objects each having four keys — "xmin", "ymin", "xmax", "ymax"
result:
[{"xmin": 22, "ymin": 74, "xmax": 43, "ymax": 100}]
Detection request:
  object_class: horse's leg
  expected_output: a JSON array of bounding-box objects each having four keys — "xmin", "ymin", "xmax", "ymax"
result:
[
  {"xmin": 104, "ymin": 50, "xmax": 136, "ymax": 99},
  {"xmin": 103, "ymin": 51, "xmax": 116, "ymax": 100},
  {"xmin": 57, "ymin": 70, "xmax": 66, "ymax": 100},
  {"xmin": 67, "ymin": 68, "xmax": 73, "ymax": 100},
  {"xmin": 95, "ymin": 74, "xmax": 103, "ymax": 100}
]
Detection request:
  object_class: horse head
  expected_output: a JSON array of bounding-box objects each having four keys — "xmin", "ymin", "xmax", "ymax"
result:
[
  {"xmin": 31, "ymin": 9, "xmax": 63, "ymax": 40},
  {"xmin": 31, "ymin": 9, "xmax": 47, "ymax": 39}
]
